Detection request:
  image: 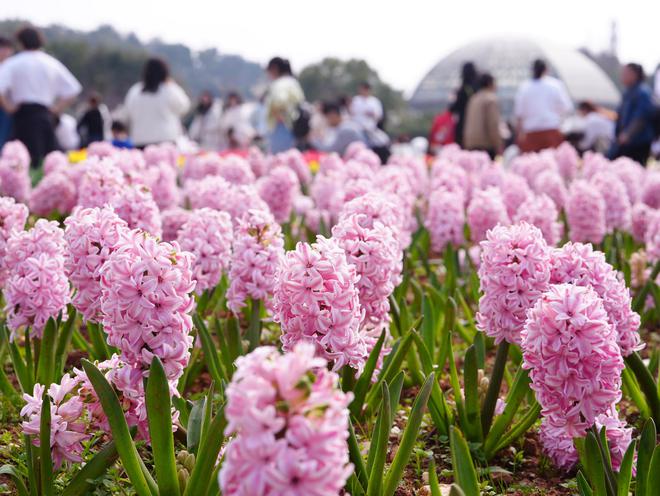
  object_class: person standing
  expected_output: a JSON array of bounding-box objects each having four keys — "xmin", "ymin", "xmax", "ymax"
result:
[
  {"xmin": 463, "ymin": 73, "xmax": 503, "ymax": 158},
  {"xmin": 77, "ymin": 92, "xmax": 111, "ymax": 147},
  {"xmin": 219, "ymin": 92, "xmax": 255, "ymax": 150},
  {"xmin": 350, "ymin": 82, "xmax": 383, "ymax": 132},
  {"xmin": 124, "ymin": 57, "xmax": 190, "ymax": 148},
  {"xmin": 312, "ymin": 100, "xmax": 367, "ymax": 155},
  {"xmin": 575, "ymin": 101, "xmax": 615, "ymax": 154},
  {"xmin": 265, "ymin": 57, "xmax": 305, "ymax": 153},
  {"xmin": 450, "ymin": 62, "xmax": 479, "ymax": 147},
  {"xmin": 0, "ymin": 26, "xmax": 81, "ymax": 166},
  {"xmin": 608, "ymin": 63, "xmax": 655, "ymax": 165},
  {"xmin": 0, "ymin": 37, "xmax": 14, "ymax": 148},
  {"xmin": 514, "ymin": 59, "xmax": 573, "ymax": 153},
  {"xmin": 188, "ymin": 90, "xmax": 223, "ymax": 150}
]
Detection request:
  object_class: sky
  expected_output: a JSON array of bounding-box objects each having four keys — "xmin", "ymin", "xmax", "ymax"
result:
[{"xmin": 4, "ymin": 0, "xmax": 659, "ymax": 95}]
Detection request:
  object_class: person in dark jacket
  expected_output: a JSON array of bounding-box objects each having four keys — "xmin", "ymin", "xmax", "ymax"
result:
[
  {"xmin": 608, "ymin": 63, "xmax": 655, "ymax": 165},
  {"xmin": 449, "ymin": 62, "xmax": 479, "ymax": 147},
  {"xmin": 77, "ymin": 92, "xmax": 107, "ymax": 147}
]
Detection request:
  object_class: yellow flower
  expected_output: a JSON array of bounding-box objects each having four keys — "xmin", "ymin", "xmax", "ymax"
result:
[{"xmin": 68, "ymin": 149, "xmax": 88, "ymax": 164}]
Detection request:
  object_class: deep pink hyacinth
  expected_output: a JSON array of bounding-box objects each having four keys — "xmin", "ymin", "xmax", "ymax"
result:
[
  {"xmin": 514, "ymin": 194, "xmax": 563, "ymax": 246},
  {"xmin": 522, "ymin": 284, "xmax": 624, "ymax": 436},
  {"xmin": 4, "ymin": 253, "xmax": 70, "ymax": 339},
  {"xmin": 550, "ymin": 242, "xmax": 642, "ymax": 356},
  {"xmin": 590, "ymin": 172, "xmax": 632, "ymax": 233},
  {"xmin": 64, "ymin": 206, "xmax": 128, "ymax": 322},
  {"xmin": 160, "ymin": 207, "xmax": 192, "ymax": 242},
  {"xmin": 77, "ymin": 158, "xmax": 126, "ymax": 208},
  {"xmin": 274, "ymin": 236, "xmax": 367, "ymax": 371},
  {"xmin": 0, "ymin": 197, "xmax": 28, "ymax": 285},
  {"xmin": 476, "ymin": 222, "xmax": 551, "ymax": 345},
  {"xmin": 227, "ymin": 208, "xmax": 284, "ymax": 313},
  {"xmin": 111, "ymin": 185, "xmax": 162, "ymax": 237},
  {"xmin": 177, "ymin": 208, "xmax": 233, "ymax": 294},
  {"xmin": 332, "ymin": 212, "xmax": 403, "ymax": 328},
  {"xmin": 566, "ymin": 179, "xmax": 606, "ymax": 244},
  {"xmin": 43, "ymin": 150, "xmax": 69, "ymax": 176},
  {"xmin": 99, "ymin": 230, "xmax": 196, "ymax": 381},
  {"xmin": 0, "ymin": 156, "xmax": 31, "ymax": 203},
  {"xmin": 29, "ymin": 171, "xmax": 77, "ymax": 216},
  {"xmin": 21, "ymin": 375, "xmax": 88, "ymax": 469},
  {"xmin": 219, "ymin": 343, "xmax": 353, "ymax": 496},
  {"xmin": 257, "ymin": 165, "xmax": 300, "ymax": 223},
  {"xmin": 641, "ymin": 172, "xmax": 660, "ymax": 209},
  {"xmin": 425, "ymin": 188, "xmax": 466, "ymax": 252},
  {"xmin": 467, "ymin": 187, "xmax": 510, "ymax": 243}
]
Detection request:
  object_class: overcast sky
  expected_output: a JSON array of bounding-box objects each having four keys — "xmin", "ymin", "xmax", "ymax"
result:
[{"xmin": 4, "ymin": 0, "xmax": 659, "ymax": 95}]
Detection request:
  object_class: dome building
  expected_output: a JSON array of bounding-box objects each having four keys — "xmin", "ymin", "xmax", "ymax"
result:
[{"xmin": 410, "ymin": 37, "xmax": 620, "ymax": 117}]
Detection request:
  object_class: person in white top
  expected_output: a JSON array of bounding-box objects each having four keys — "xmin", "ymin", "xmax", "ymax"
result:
[
  {"xmin": 350, "ymin": 82, "xmax": 383, "ymax": 132},
  {"xmin": 219, "ymin": 92, "xmax": 256, "ymax": 150},
  {"xmin": 124, "ymin": 57, "xmax": 190, "ymax": 147},
  {"xmin": 576, "ymin": 101, "xmax": 615, "ymax": 154},
  {"xmin": 265, "ymin": 57, "xmax": 305, "ymax": 153},
  {"xmin": 0, "ymin": 26, "xmax": 81, "ymax": 166},
  {"xmin": 188, "ymin": 90, "xmax": 223, "ymax": 151},
  {"xmin": 514, "ymin": 59, "xmax": 573, "ymax": 153}
]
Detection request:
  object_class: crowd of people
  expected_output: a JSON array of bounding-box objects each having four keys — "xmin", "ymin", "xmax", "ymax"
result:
[{"xmin": 0, "ymin": 24, "xmax": 659, "ymax": 168}]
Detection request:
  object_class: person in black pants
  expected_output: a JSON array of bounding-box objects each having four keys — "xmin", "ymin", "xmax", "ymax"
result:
[
  {"xmin": 77, "ymin": 92, "xmax": 106, "ymax": 147},
  {"xmin": 449, "ymin": 61, "xmax": 479, "ymax": 148}
]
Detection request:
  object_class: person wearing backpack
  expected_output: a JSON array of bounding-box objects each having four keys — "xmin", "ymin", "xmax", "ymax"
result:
[{"xmin": 265, "ymin": 57, "xmax": 305, "ymax": 153}]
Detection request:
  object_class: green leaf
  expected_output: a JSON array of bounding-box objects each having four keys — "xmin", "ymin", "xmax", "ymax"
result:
[
  {"xmin": 646, "ymin": 444, "xmax": 660, "ymax": 496},
  {"xmin": 347, "ymin": 419, "xmax": 369, "ymax": 491},
  {"xmin": 62, "ymin": 440, "xmax": 119, "ymax": 496},
  {"xmin": 183, "ymin": 410, "xmax": 227, "ymax": 496},
  {"xmin": 81, "ymin": 359, "xmax": 155, "ymax": 496},
  {"xmin": 366, "ymin": 332, "xmax": 414, "ymax": 415},
  {"xmin": 187, "ymin": 397, "xmax": 206, "ymax": 455},
  {"xmin": 0, "ymin": 465, "xmax": 29, "ymax": 496},
  {"xmin": 6, "ymin": 332, "xmax": 31, "ymax": 393},
  {"xmin": 383, "ymin": 372, "xmax": 435, "ymax": 496},
  {"xmin": 481, "ymin": 341, "xmax": 509, "ymax": 438},
  {"xmin": 86, "ymin": 322, "xmax": 111, "ymax": 361},
  {"xmin": 146, "ymin": 357, "xmax": 180, "ymax": 495},
  {"xmin": 193, "ymin": 313, "xmax": 227, "ymax": 385},
  {"xmin": 350, "ymin": 330, "xmax": 386, "ymax": 418},
  {"xmin": 463, "ymin": 346, "xmax": 482, "ymax": 443},
  {"xmin": 636, "ymin": 419, "xmax": 656, "ymax": 496},
  {"xmin": 625, "ymin": 352, "xmax": 660, "ymax": 426},
  {"xmin": 490, "ymin": 401, "xmax": 541, "ymax": 456},
  {"xmin": 246, "ymin": 298, "xmax": 262, "ymax": 351},
  {"xmin": 428, "ymin": 457, "xmax": 442, "ymax": 496},
  {"xmin": 449, "ymin": 426, "xmax": 479, "ymax": 496},
  {"xmin": 367, "ymin": 383, "xmax": 391, "ymax": 496},
  {"xmin": 54, "ymin": 307, "xmax": 77, "ymax": 376},
  {"xmin": 583, "ymin": 431, "xmax": 607, "ymax": 496},
  {"xmin": 449, "ymin": 484, "xmax": 467, "ymax": 496},
  {"xmin": 616, "ymin": 440, "xmax": 634, "ymax": 496},
  {"xmin": 36, "ymin": 318, "xmax": 57, "ymax": 387},
  {"xmin": 39, "ymin": 392, "xmax": 54, "ymax": 496},
  {"xmin": 576, "ymin": 471, "xmax": 594, "ymax": 496}
]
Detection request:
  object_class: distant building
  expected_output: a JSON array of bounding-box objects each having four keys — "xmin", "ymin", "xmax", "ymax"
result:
[{"xmin": 410, "ymin": 37, "xmax": 621, "ymax": 117}]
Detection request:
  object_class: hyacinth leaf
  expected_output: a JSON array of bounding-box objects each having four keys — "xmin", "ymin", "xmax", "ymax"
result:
[
  {"xmin": 481, "ymin": 341, "xmax": 511, "ymax": 438},
  {"xmin": 86, "ymin": 322, "xmax": 111, "ymax": 361},
  {"xmin": 366, "ymin": 383, "xmax": 391, "ymax": 496},
  {"xmin": 576, "ymin": 471, "xmax": 594, "ymax": 496},
  {"xmin": 448, "ymin": 426, "xmax": 479, "ymax": 496},
  {"xmin": 428, "ymin": 457, "xmax": 442, "ymax": 496},
  {"xmin": 596, "ymin": 427, "xmax": 617, "ymax": 496},
  {"xmin": 412, "ymin": 331, "xmax": 433, "ymax": 375},
  {"xmin": 449, "ymin": 484, "xmax": 467, "ymax": 496},
  {"xmin": 383, "ymin": 372, "xmax": 434, "ymax": 496},
  {"xmin": 213, "ymin": 319, "xmax": 235, "ymax": 381},
  {"xmin": 621, "ymin": 366, "xmax": 650, "ymax": 418},
  {"xmin": 62, "ymin": 440, "xmax": 119, "ymax": 496},
  {"xmin": 615, "ymin": 439, "xmax": 635, "ymax": 496},
  {"xmin": 350, "ymin": 330, "xmax": 385, "ymax": 418},
  {"xmin": 54, "ymin": 307, "xmax": 77, "ymax": 376},
  {"xmin": 39, "ymin": 392, "xmax": 54, "ymax": 496},
  {"xmin": 463, "ymin": 345, "xmax": 482, "ymax": 442},
  {"xmin": 183, "ymin": 410, "xmax": 226, "ymax": 496},
  {"xmin": 388, "ymin": 372, "xmax": 405, "ymax": 416},
  {"xmin": 5, "ymin": 325, "xmax": 31, "ymax": 393},
  {"xmin": 186, "ymin": 397, "xmax": 206, "ymax": 455},
  {"xmin": 193, "ymin": 313, "xmax": 227, "ymax": 385},
  {"xmin": 246, "ymin": 298, "xmax": 262, "ymax": 351},
  {"xmin": 636, "ymin": 419, "xmax": 656, "ymax": 496},
  {"xmin": 201, "ymin": 382, "xmax": 215, "ymax": 443},
  {"xmin": 347, "ymin": 419, "xmax": 369, "ymax": 490},
  {"xmin": 584, "ymin": 431, "xmax": 608, "ymax": 496},
  {"xmin": 437, "ymin": 297, "xmax": 457, "ymax": 372},
  {"xmin": 146, "ymin": 357, "xmax": 180, "ymax": 496},
  {"xmin": 647, "ymin": 445, "xmax": 660, "ymax": 496},
  {"xmin": 0, "ymin": 465, "xmax": 29, "ymax": 496},
  {"xmin": 421, "ymin": 293, "xmax": 436, "ymax": 356},
  {"xmin": 36, "ymin": 318, "xmax": 57, "ymax": 387},
  {"xmin": 81, "ymin": 359, "xmax": 155, "ymax": 496},
  {"xmin": 491, "ymin": 401, "xmax": 541, "ymax": 455}
]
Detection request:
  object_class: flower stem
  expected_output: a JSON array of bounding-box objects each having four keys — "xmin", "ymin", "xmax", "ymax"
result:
[
  {"xmin": 624, "ymin": 352, "xmax": 660, "ymax": 425},
  {"xmin": 481, "ymin": 340, "xmax": 510, "ymax": 437},
  {"xmin": 246, "ymin": 298, "xmax": 262, "ymax": 352}
]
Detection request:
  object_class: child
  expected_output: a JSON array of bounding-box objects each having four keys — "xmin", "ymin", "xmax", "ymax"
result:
[{"xmin": 110, "ymin": 121, "xmax": 133, "ymax": 149}]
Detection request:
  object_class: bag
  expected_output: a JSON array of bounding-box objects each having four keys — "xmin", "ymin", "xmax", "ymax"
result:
[{"xmin": 292, "ymin": 103, "xmax": 311, "ymax": 139}]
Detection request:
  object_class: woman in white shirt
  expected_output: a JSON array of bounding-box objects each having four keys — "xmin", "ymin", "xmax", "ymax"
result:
[
  {"xmin": 124, "ymin": 58, "xmax": 190, "ymax": 147},
  {"xmin": 265, "ymin": 57, "xmax": 305, "ymax": 153}
]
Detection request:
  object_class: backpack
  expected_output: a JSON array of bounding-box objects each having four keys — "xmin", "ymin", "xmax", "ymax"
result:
[{"xmin": 292, "ymin": 103, "xmax": 312, "ymax": 139}]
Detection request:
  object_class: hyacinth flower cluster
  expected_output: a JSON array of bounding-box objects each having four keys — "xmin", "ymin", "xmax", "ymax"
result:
[
  {"xmin": 0, "ymin": 140, "xmax": 31, "ymax": 203},
  {"xmin": 467, "ymin": 187, "xmax": 510, "ymax": 243},
  {"xmin": 274, "ymin": 236, "xmax": 367, "ymax": 371},
  {"xmin": 425, "ymin": 188, "xmax": 466, "ymax": 253},
  {"xmin": 63, "ymin": 206, "xmax": 128, "ymax": 322},
  {"xmin": 219, "ymin": 343, "xmax": 353, "ymax": 496},
  {"xmin": 476, "ymin": 222, "xmax": 551, "ymax": 345},
  {"xmin": 257, "ymin": 165, "xmax": 300, "ymax": 223},
  {"xmin": 110, "ymin": 184, "xmax": 162, "ymax": 237},
  {"xmin": 227, "ymin": 208, "xmax": 284, "ymax": 313},
  {"xmin": 176, "ymin": 208, "xmax": 233, "ymax": 294},
  {"xmin": 3, "ymin": 219, "xmax": 70, "ymax": 339},
  {"xmin": 566, "ymin": 179, "xmax": 606, "ymax": 244},
  {"xmin": 513, "ymin": 194, "xmax": 563, "ymax": 247},
  {"xmin": 0, "ymin": 196, "xmax": 28, "ymax": 285}
]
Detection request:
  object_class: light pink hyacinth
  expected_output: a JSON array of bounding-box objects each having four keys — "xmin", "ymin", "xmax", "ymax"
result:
[
  {"xmin": 29, "ymin": 171, "xmax": 77, "ymax": 216},
  {"xmin": 1, "ymin": 140, "xmax": 30, "ymax": 168},
  {"xmin": 430, "ymin": 159, "xmax": 470, "ymax": 200},
  {"xmin": 611, "ymin": 157, "xmax": 644, "ymax": 205},
  {"xmin": 86, "ymin": 141, "xmax": 117, "ymax": 159},
  {"xmin": 4, "ymin": 219, "xmax": 66, "ymax": 274},
  {"xmin": 550, "ymin": 242, "xmax": 642, "ymax": 356},
  {"xmin": 160, "ymin": 207, "xmax": 192, "ymax": 242},
  {"xmin": 186, "ymin": 175, "xmax": 268, "ymax": 222},
  {"xmin": 216, "ymin": 155, "xmax": 256, "ymax": 185},
  {"xmin": 110, "ymin": 185, "xmax": 162, "ymax": 237},
  {"xmin": 522, "ymin": 284, "xmax": 624, "ymax": 437},
  {"xmin": 514, "ymin": 194, "xmax": 563, "ymax": 246},
  {"xmin": 425, "ymin": 188, "xmax": 466, "ymax": 252},
  {"xmin": 64, "ymin": 206, "xmax": 128, "ymax": 322},
  {"xmin": 641, "ymin": 172, "xmax": 660, "ymax": 209},
  {"xmin": 532, "ymin": 170, "xmax": 567, "ymax": 210},
  {"xmin": 99, "ymin": 230, "xmax": 196, "ymax": 381},
  {"xmin": 257, "ymin": 165, "xmax": 299, "ymax": 223},
  {"xmin": 177, "ymin": 208, "xmax": 233, "ymax": 294},
  {"xmin": 339, "ymin": 191, "xmax": 408, "ymax": 249},
  {"xmin": 553, "ymin": 142, "xmax": 579, "ymax": 182},
  {"xmin": 143, "ymin": 162, "xmax": 180, "ymax": 210},
  {"xmin": 274, "ymin": 236, "xmax": 367, "ymax": 371},
  {"xmin": 566, "ymin": 179, "xmax": 606, "ymax": 244},
  {"xmin": 143, "ymin": 142, "xmax": 179, "ymax": 169},
  {"xmin": 500, "ymin": 173, "xmax": 533, "ymax": 218},
  {"xmin": 77, "ymin": 158, "xmax": 126, "ymax": 208},
  {"xmin": 21, "ymin": 375, "xmax": 88, "ymax": 469},
  {"xmin": 43, "ymin": 150, "xmax": 69, "ymax": 175},
  {"xmin": 332, "ymin": 212, "xmax": 403, "ymax": 328},
  {"xmin": 0, "ymin": 197, "xmax": 28, "ymax": 285},
  {"xmin": 590, "ymin": 172, "xmax": 631, "ymax": 233},
  {"xmin": 0, "ymin": 156, "xmax": 31, "ymax": 203},
  {"xmin": 219, "ymin": 343, "xmax": 353, "ymax": 496},
  {"xmin": 271, "ymin": 148, "xmax": 312, "ymax": 185},
  {"xmin": 227, "ymin": 209, "xmax": 284, "ymax": 313},
  {"xmin": 467, "ymin": 187, "xmax": 510, "ymax": 243},
  {"xmin": 646, "ymin": 212, "xmax": 660, "ymax": 263},
  {"xmin": 631, "ymin": 203, "xmax": 654, "ymax": 243},
  {"xmin": 476, "ymin": 222, "xmax": 551, "ymax": 345}
]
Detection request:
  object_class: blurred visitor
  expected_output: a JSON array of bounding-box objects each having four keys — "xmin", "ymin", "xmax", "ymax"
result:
[
  {"xmin": 449, "ymin": 62, "xmax": 479, "ymax": 147},
  {"xmin": 219, "ymin": 92, "xmax": 255, "ymax": 150},
  {"xmin": 463, "ymin": 73, "xmax": 503, "ymax": 158},
  {"xmin": 124, "ymin": 57, "xmax": 190, "ymax": 148},
  {"xmin": 0, "ymin": 26, "xmax": 81, "ymax": 167},
  {"xmin": 514, "ymin": 59, "xmax": 573, "ymax": 153},
  {"xmin": 265, "ymin": 57, "xmax": 305, "ymax": 153},
  {"xmin": 427, "ymin": 107, "xmax": 455, "ymax": 155},
  {"xmin": 608, "ymin": 63, "xmax": 655, "ymax": 165},
  {"xmin": 312, "ymin": 100, "xmax": 366, "ymax": 155},
  {"xmin": 188, "ymin": 90, "xmax": 223, "ymax": 150},
  {"xmin": 0, "ymin": 36, "xmax": 14, "ymax": 147},
  {"xmin": 350, "ymin": 81, "xmax": 383, "ymax": 132},
  {"xmin": 575, "ymin": 101, "xmax": 614, "ymax": 154},
  {"xmin": 77, "ymin": 91, "xmax": 111, "ymax": 147},
  {"xmin": 55, "ymin": 113, "xmax": 80, "ymax": 151},
  {"xmin": 110, "ymin": 121, "xmax": 133, "ymax": 149},
  {"xmin": 651, "ymin": 64, "xmax": 660, "ymax": 159}
]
